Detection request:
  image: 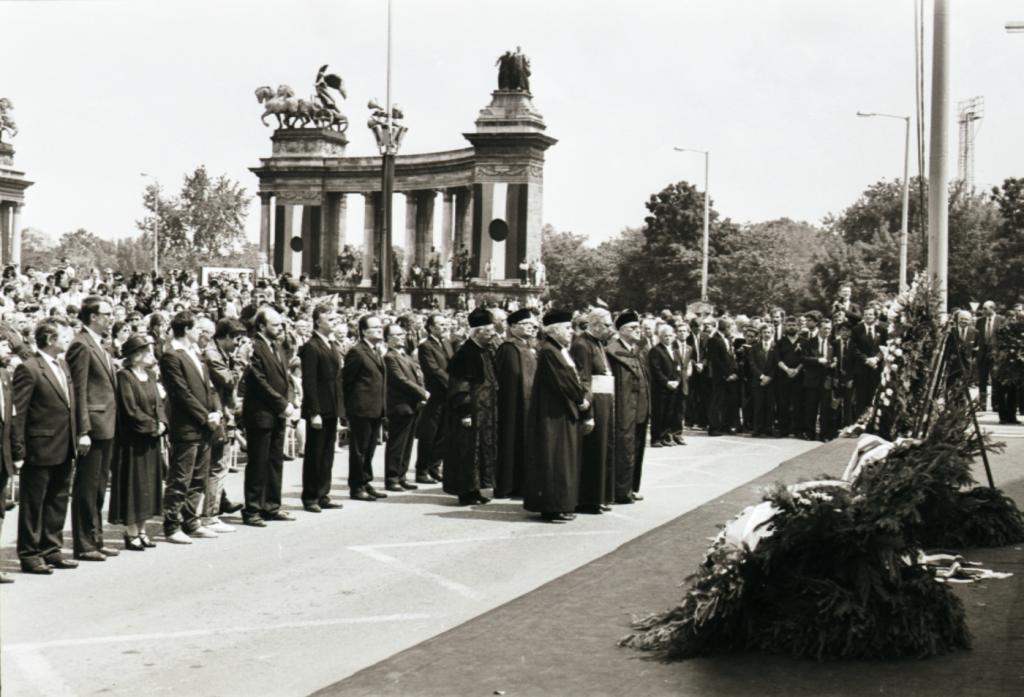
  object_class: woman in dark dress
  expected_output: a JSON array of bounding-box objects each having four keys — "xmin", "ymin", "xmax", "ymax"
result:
[{"xmin": 109, "ymin": 334, "xmax": 167, "ymax": 550}]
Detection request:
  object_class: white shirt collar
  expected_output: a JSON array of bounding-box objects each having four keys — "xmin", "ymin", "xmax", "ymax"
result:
[{"xmin": 84, "ymin": 325, "xmax": 104, "ymax": 346}]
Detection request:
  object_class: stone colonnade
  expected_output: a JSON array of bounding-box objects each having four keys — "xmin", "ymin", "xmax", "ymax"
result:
[
  {"xmin": 0, "ymin": 201, "xmax": 23, "ymax": 267},
  {"xmin": 259, "ymin": 186, "xmax": 475, "ymax": 284}
]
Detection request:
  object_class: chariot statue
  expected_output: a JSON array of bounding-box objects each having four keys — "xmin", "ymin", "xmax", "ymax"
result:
[
  {"xmin": 0, "ymin": 97, "xmax": 18, "ymax": 143},
  {"xmin": 255, "ymin": 65, "xmax": 348, "ymax": 132}
]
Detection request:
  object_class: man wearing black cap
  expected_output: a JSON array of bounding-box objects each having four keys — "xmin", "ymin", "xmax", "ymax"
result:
[
  {"xmin": 494, "ymin": 307, "xmax": 537, "ymax": 499},
  {"xmin": 606, "ymin": 310, "xmax": 651, "ymax": 504},
  {"xmin": 570, "ymin": 307, "xmax": 614, "ymax": 513},
  {"xmin": 443, "ymin": 307, "xmax": 498, "ymax": 505},
  {"xmin": 524, "ymin": 309, "xmax": 589, "ymax": 522}
]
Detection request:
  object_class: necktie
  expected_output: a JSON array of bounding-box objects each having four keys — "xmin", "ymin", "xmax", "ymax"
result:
[
  {"xmin": 54, "ymin": 358, "xmax": 69, "ymax": 401},
  {"xmin": 819, "ymin": 338, "xmax": 824, "ymax": 357},
  {"xmin": 868, "ymin": 326, "xmax": 874, "ymax": 341},
  {"xmin": 988, "ymin": 318, "xmax": 993, "ymax": 340},
  {"xmin": 0, "ymin": 379, "xmax": 5, "ymax": 421}
]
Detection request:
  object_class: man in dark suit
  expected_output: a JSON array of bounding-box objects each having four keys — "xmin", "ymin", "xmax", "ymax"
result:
[
  {"xmin": 160, "ymin": 311, "xmax": 224, "ymax": 542},
  {"xmin": 685, "ymin": 320, "xmax": 709, "ymax": 429},
  {"xmin": 383, "ymin": 323, "xmax": 428, "ymax": 491},
  {"xmin": 12, "ymin": 318, "xmax": 79, "ymax": 574},
  {"xmin": 833, "ymin": 322, "xmax": 856, "ymax": 428},
  {"xmin": 415, "ymin": 313, "xmax": 450, "ymax": 484},
  {"xmin": 747, "ymin": 324, "xmax": 776, "ymax": 436},
  {"xmin": 648, "ymin": 323, "xmax": 685, "ymax": 447},
  {"xmin": 343, "ymin": 314, "xmax": 387, "ymax": 501},
  {"xmin": 800, "ymin": 313, "xmax": 836, "ymax": 440},
  {"xmin": 0, "ymin": 339, "xmax": 17, "ymax": 582},
  {"xmin": 66, "ymin": 296, "xmax": 120, "ymax": 561},
  {"xmin": 947, "ymin": 309, "xmax": 977, "ymax": 389},
  {"xmin": 241, "ymin": 307, "xmax": 296, "ymax": 526},
  {"xmin": 705, "ymin": 317, "xmax": 739, "ymax": 436},
  {"xmin": 851, "ymin": 306, "xmax": 888, "ymax": 417},
  {"xmin": 606, "ymin": 311, "xmax": 650, "ymax": 503},
  {"xmin": 975, "ymin": 301, "xmax": 1002, "ymax": 411},
  {"xmin": 299, "ymin": 305, "xmax": 345, "ymax": 512},
  {"xmin": 833, "ymin": 283, "xmax": 862, "ymax": 325}
]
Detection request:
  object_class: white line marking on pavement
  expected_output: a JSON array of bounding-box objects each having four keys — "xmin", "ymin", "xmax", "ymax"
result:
[
  {"xmin": 603, "ymin": 510, "xmax": 637, "ymax": 521},
  {"xmin": 714, "ymin": 438, "xmax": 782, "ymax": 449},
  {"xmin": 349, "ymin": 529, "xmax": 619, "ymax": 552},
  {"xmin": 10, "ymin": 649, "xmax": 77, "ymax": 696},
  {"xmin": 347, "ymin": 548, "xmax": 486, "ymax": 600},
  {"xmin": 2, "ymin": 614, "xmax": 432, "ymax": 653}
]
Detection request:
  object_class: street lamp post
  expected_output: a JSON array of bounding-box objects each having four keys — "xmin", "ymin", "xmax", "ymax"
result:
[
  {"xmin": 367, "ymin": 0, "xmax": 407, "ymax": 307},
  {"xmin": 140, "ymin": 172, "xmax": 160, "ymax": 275},
  {"xmin": 673, "ymin": 147, "xmax": 710, "ymax": 302},
  {"xmin": 857, "ymin": 111, "xmax": 911, "ymax": 294}
]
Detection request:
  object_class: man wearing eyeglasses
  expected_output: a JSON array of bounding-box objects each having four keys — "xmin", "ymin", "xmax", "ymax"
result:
[{"xmin": 66, "ymin": 296, "xmax": 120, "ymax": 562}]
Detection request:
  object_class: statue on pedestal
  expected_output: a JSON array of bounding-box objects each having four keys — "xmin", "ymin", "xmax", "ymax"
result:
[
  {"xmin": 496, "ymin": 46, "xmax": 531, "ymax": 92},
  {"xmin": 0, "ymin": 98, "xmax": 17, "ymax": 143}
]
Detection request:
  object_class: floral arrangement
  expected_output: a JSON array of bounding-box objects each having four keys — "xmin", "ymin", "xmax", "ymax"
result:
[
  {"xmin": 622, "ymin": 277, "xmax": 1023, "ymax": 662},
  {"xmin": 994, "ymin": 316, "xmax": 1024, "ymax": 388}
]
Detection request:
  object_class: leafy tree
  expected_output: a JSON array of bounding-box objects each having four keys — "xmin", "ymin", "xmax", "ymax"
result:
[
  {"xmin": 19, "ymin": 227, "xmax": 57, "ymax": 270},
  {"xmin": 991, "ymin": 177, "xmax": 1024, "ymax": 305},
  {"xmin": 136, "ymin": 165, "xmax": 252, "ymax": 267},
  {"xmin": 55, "ymin": 229, "xmax": 118, "ymax": 271},
  {"xmin": 946, "ymin": 181, "xmax": 1000, "ymax": 308},
  {"xmin": 541, "ymin": 224, "xmax": 609, "ymax": 308}
]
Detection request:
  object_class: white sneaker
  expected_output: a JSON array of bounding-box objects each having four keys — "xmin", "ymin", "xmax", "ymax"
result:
[
  {"xmin": 188, "ymin": 526, "xmax": 219, "ymax": 539},
  {"xmin": 166, "ymin": 530, "xmax": 193, "ymax": 544},
  {"xmin": 206, "ymin": 519, "xmax": 235, "ymax": 534}
]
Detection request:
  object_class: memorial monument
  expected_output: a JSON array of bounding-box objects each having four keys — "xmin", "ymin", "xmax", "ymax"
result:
[
  {"xmin": 0, "ymin": 97, "xmax": 32, "ymax": 268},
  {"xmin": 249, "ymin": 50, "xmax": 556, "ymax": 308}
]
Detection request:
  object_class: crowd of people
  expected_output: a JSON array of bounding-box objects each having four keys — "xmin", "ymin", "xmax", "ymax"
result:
[{"xmin": 0, "ymin": 264, "xmax": 1020, "ymax": 583}]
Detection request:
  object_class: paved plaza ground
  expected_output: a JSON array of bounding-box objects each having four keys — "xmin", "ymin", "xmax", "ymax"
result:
[
  {"xmin": 0, "ymin": 427, "xmax": 817, "ymax": 696},
  {"xmin": 1, "ymin": 416, "xmax": 1020, "ymax": 697}
]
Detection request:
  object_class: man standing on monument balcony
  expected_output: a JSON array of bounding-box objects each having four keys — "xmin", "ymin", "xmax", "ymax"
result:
[{"xmin": 66, "ymin": 296, "xmax": 121, "ymax": 562}]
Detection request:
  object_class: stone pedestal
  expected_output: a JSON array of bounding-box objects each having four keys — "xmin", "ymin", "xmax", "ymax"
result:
[
  {"xmin": 463, "ymin": 90, "xmax": 556, "ymax": 282},
  {"xmin": 0, "ymin": 142, "xmax": 33, "ymax": 268},
  {"xmin": 271, "ymin": 128, "xmax": 348, "ymax": 158}
]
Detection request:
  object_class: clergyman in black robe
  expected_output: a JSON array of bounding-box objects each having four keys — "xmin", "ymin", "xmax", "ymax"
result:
[
  {"xmin": 570, "ymin": 308, "xmax": 615, "ymax": 513},
  {"xmin": 442, "ymin": 308, "xmax": 498, "ymax": 505},
  {"xmin": 494, "ymin": 309, "xmax": 538, "ymax": 498},
  {"xmin": 524, "ymin": 310, "xmax": 589, "ymax": 523}
]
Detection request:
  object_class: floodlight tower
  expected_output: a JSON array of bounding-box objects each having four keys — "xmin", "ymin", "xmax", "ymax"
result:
[{"xmin": 956, "ymin": 96, "xmax": 984, "ymax": 189}]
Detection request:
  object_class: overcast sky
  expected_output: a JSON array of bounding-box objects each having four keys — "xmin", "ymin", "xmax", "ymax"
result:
[{"xmin": 3, "ymin": 0, "xmax": 1023, "ymax": 248}]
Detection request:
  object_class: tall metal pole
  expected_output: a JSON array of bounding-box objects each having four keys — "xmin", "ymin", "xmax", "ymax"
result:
[
  {"xmin": 673, "ymin": 146, "xmax": 710, "ymax": 303},
  {"xmin": 378, "ymin": 0, "xmax": 395, "ymax": 305},
  {"xmin": 928, "ymin": 0, "xmax": 950, "ymax": 312},
  {"xmin": 899, "ymin": 116, "xmax": 910, "ymax": 293},
  {"xmin": 154, "ymin": 180, "xmax": 160, "ymax": 276},
  {"xmin": 701, "ymin": 152, "xmax": 709, "ymax": 302}
]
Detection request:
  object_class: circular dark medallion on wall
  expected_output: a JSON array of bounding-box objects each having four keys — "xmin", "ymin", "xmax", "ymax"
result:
[
  {"xmin": 290, "ymin": 236, "xmax": 304, "ymax": 252},
  {"xmin": 488, "ymin": 218, "xmax": 509, "ymax": 242}
]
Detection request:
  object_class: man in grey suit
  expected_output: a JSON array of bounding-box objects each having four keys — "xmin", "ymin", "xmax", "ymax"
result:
[
  {"xmin": 66, "ymin": 296, "xmax": 120, "ymax": 561},
  {"xmin": 384, "ymin": 323, "xmax": 428, "ymax": 491}
]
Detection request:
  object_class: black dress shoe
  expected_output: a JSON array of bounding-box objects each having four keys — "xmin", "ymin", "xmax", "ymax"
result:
[
  {"xmin": 350, "ymin": 489, "xmax": 375, "ymax": 502},
  {"xmin": 540, "ymin": 512, "xmax": 569, "ymax": 522},
  {"xmin": 365, "ymin": 485, "xmax": 388, "ymax": 499},
  {"xmin": 650, "ymin": 441, "xmax": 663, "ymax": 448},
  {"xmin": 599, "ymin": 504, "xmax": 612, "ymax": 512},
  {"xmin": 139, "ymin": 532, "xmax": 156, "ymax": 548},
  {"xmin": 457, "ymin": 493, "xmax": 480, "ymax": 506},
  {"xmin": 319, "ymin": 501, "xmax": 343, "ymax": 510},
  {"xmin": 385, "ymin": 483, "xmax": 404, "ymax": 492},
  {"xmin": 263, "ymin": 511, "xmax": 295, "ymax": 522},
  {"xmin": 219, "ymin": 499, "xmax": 244, "ymax": 515},
  {"xmin": 575, "ymin": 504, "xmax": 603, "ymax": 515},
  {"xmin": 0, "ymin": 572, "xmax": 14, "ymax": 583},
  {"xmin": 614, "ymin": 497, "xmax": 635, "ymax": 505},
  {"xmin": 415, "ymin": 474, "xmax": 438, "ymax": 484},
  {"xmin": 99, "ymin": 547, "xmax": 120, "ymax": 557},
  {"xmin": 243, "ymin": 516, "xmax": 268, "ymax": 527},
  {"xmin": 74, "ymin": 551, "xmax": 106, "ymax": 562},
  {"xmin": 399, "ymin": 480, "xmax": 419, "ymax": 490},
  {"xmin": 707, "ymin": 430, "xmax": 722, "ymax": 437},
  {"xmin": 4, "ymin": 500, "xmax": 14, "ymax": 512},
  {"xmin": 46, "ymin": 557, "xmax": 79, "ymax": 569},
  {"xmin": 631, "ymin": 492, "xmax": 645, "ymax": 502},
  {"xmin": 673, "ymin": 434, "xmax": 688, "ymax": 445},
  {"xmin": 123, "ymin": 534, "xmax": 145, "ymax": 551},
  {"xmin": 428, "ymin": 470, "xmax": 443, "ymax": 482},
  {"xmin": 304, "ymin": 503, "xmax": 323, "ymax": 513},
  {"xmin": 474, "ymin": 493, "xmax": 491, "ymax": 504},
  {"xmin": 21, "ymin": 563, "xmax": 53, "ymax": 575}
]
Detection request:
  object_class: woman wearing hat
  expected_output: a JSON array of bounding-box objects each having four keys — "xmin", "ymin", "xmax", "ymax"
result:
[{"xmin": 108, "ymin": 334, "xmax": 167, "ymax": 550}]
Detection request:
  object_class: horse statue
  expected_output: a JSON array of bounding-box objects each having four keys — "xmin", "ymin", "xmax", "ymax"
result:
[
  {"xmin": 255, "ymin": 85, "xmax": 299, "ymax": 129},
  {"xmin": 0, "ymin": 97, "xmax": 18, "ymax": 143},
  {"xmin": 256, "ymin": 66, "xmax": 350, "ymax": 132}
]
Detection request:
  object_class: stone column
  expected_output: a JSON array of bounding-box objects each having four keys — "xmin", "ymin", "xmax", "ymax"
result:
[
  {"xmin": 11, "ymin": 203, "xmax": 22, "ymax": 267},
  {"xmin": 403, "ymin": 192, "xmax": 417, "ymax": 273},
  {"xmin": 362, "ymin": 192, "xmax": 377, "ymax": 286},
  {"xmin": 441, "ymin": 190, "xmax": 454, "ymax": 263},
  {"xmin": 455, "ymin": 186, "xmax": 474, "ymax": 252},
  {"xmin": 0, "ymin": 203, "xmax": 10, "ymax": 266},
  {"xmin": 415, "ymin": 190, "xmax": 435, "ymax": 267},
  {"xmin": 322, "ymin": 193, "xmax": 345, "ymax": 282},
  {"xmin": 259, "ymin": 193, "xmax": 273, "ymax": 270}
]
